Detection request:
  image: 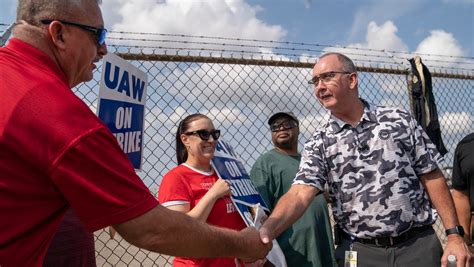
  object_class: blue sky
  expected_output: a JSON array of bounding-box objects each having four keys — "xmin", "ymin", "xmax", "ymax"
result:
[
  {"xmin": 1, "ymin": 0, "xmax": 472, "ymax": 184},
  {"xmin": 247, "ymin": 0, "xmax": 473, "ymax": 57},
  {"xmin": 1, "ymin": 0, "xmax": 473, "ymax": 57}
]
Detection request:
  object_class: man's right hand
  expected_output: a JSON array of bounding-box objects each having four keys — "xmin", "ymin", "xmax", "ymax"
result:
[{"xmin": 238, "ymin": 226, "xmax": 272, "ymax": 262}]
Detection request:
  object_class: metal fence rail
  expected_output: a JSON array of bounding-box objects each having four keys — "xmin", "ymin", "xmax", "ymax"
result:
[{"xmin": 2, "ymin": 24, "xmax": 473, "ymax": 266}]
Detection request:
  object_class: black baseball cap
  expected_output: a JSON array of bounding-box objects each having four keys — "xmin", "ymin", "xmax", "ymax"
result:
[{"xmin": 267, "ymin": 112, "xmax": 299, "ymax": 125}]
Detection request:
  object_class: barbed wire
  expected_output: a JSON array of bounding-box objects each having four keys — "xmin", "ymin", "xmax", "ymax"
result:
[
  {"xmin": 106, "ymin": 35, "xmax": 473, "ymax": 69},
  {"xmin": 1, "ymin": 22, "xmax": 473, "ymax": 72},
  {"xmin": 1, "ymin": 22, "xmax": 472, "ymax": 61},
  {"xmin": 110, "ymin": 44, "xmax": 396, "ymax": 67},
  {"xmin": 105, "ymin": 45, "xmax": 474, "ymax": 73},
  {"xmin": 107, "ymin": 30, "xmax": 474, "ymax": 61}
]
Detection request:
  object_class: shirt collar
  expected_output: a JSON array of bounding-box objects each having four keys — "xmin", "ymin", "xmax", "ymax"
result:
[
  {"xmin": 327, "ymin": 99, "xmax": 377, "ymax": 133},
  {"xmin": 5, "ymin": 38, "xmax": 69, "ymax": 86}
]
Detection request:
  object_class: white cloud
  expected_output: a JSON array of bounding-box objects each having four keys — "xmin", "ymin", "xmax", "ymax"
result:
[
  {"xmin": 373, "ymin": 74, "xmax": 410, "ymax": 96},
  {"xmin": 440, "ymin": 112, "xmax": 472, "ymax": 134},
  {"xmin": 336, "ymin": 21, "xmax": 410, "ymax": 69},
  {"xmin": 348, "ymin": 21, "xmax": 408, "ymax": 53},
  {"xmin": 415, "ymin": 30, "xmax": 463, "ymax": 57},
  {"xmin": 348, "ymin": 1, "xmax": 420, "ymax": 42},
  {"xmin": 105, "ymin": 0, "xmax": 286, "ymax": 43},
  {"xmin": 209, "ymin": 107, "xmax": 248, "ymax": 125},
  {"xmin": 159, "ymin": 61, "xmax": 311, "ymax": 112},
  {"xmin": 413, "ymin": 30, "xmax": 469, "ymax": 69},
  {"xmin": 332, "ymin": 20, "xmax": 467, "ymax": 71},
  {"xmin": 364, "ymin": 21, "xmax": 409, "ymax": 52}
]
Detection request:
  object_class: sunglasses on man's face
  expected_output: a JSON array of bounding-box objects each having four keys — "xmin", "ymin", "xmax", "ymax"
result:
[
  {"xmin": 270, "ymin": 120, "xmax": 298, "ymax": 132},
  {"xmin": 41, "ymin": 19, "xmax": 107, "ymax": 46},
  {"xmin": 184, "ymin": 129, "xmax": 221, "ymax": 141}
]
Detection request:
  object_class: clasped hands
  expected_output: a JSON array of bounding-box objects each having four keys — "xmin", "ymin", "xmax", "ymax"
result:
[{"xmin": 236, "ymin": 224, "xmax": 274, "ymax": 266}]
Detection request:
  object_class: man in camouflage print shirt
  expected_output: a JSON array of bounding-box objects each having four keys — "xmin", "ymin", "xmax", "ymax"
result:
[{"xmin": 259, "ymin": 52, "xmax": 472, "ymax": 267}]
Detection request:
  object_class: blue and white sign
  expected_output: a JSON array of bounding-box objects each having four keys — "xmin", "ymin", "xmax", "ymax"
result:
[
  {"xmin": 97, "ymin": 53, "xmax": 147, "ymax": 170},
  {"xmin": 211, "ymin": 139, "xmax": 270, "ymax": 226},
  {"xmin": 212, "ymin": 140, "xmax": 287, "ymax": 267}
]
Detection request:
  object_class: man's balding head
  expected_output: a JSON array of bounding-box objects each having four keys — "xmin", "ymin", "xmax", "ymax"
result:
[
  {"xmin": 318, "ymin": 52, "xmax": 356, "ymax": 73},
  {"xmin": 14, "ymin": 0, "xmax": 107, "ymax": 88},
  {"xmin": 16, "ymin": 0, "xmax": 102, "ymax": 25}
]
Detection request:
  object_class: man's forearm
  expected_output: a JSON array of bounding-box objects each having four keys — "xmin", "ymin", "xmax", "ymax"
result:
[
  {"xmin": 420, "ymin": 169, "xmax": 459, "ymax": 229},
  {"xmin": 420, "ymin": 169, "xmax": 473, "ymax": 266},
  {"xmin": 261, "ymin": 184, "xmax": 318, "ymax": 239},
  {"xmin": 114, "ymin": 205, "xmax": 267, "ymax": 260},
  {"xmin": 452, "ymin": 189, "xmax": 471, "ymax": 242}
]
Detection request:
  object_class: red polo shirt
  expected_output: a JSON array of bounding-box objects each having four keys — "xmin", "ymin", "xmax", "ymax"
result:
[{"xmin": 0, "ymin": 38, "xmax": 158, "ymax": 266}]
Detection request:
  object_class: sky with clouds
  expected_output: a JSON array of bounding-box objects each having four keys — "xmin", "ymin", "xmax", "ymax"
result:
[
  {"xmin": 1, "ymin": 0, "xmax": 472, "ymax": 58},
  {"xmin": 1, "ymin": 0, "xmax": 472, "ymax": 181}
]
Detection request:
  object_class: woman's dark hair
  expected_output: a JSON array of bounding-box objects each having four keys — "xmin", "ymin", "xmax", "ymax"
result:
[{"xmin": 176, "ymin": 113, "xmax": 209, "ymax": 164}]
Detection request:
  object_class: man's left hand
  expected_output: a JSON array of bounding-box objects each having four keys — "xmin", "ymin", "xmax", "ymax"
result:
[{"xmin": 441, "ymin": 235, "xmax": 473, "ymax": 267}]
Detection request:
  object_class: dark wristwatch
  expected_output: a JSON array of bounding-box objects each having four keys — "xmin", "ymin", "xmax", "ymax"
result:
[{"xmin": 445, "ymin": 225, "xmax": 465, "ymax": 237}]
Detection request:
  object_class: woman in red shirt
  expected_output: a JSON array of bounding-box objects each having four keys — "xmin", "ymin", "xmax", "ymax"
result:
[{"xmin": 158, "ymin": 114, "xmax": 247, "ymax": 267}]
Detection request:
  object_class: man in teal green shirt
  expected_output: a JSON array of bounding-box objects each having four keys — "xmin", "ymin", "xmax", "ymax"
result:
[{"xmin": 251, "ymin": 112, "xmax": 336, "ymax": 267}]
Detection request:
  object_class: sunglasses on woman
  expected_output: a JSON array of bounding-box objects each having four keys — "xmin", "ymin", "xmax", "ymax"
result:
[{"xmin": 184, "ymin": 129, "xmax": 221, "ymax": 141}]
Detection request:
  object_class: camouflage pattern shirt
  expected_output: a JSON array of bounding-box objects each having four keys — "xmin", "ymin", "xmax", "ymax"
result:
[{"xmin": 294, "ymin": 101, "xmax": 443, "ymax": 238}]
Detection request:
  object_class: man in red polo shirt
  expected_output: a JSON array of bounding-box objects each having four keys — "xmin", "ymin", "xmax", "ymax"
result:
[{"xmin": 0, "ymin": 0, "xmax": 271, "ymax": 266}]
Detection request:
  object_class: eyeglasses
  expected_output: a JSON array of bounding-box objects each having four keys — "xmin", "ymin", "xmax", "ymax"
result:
[
  {"xmin": 41, "ymin": 19, "xmax": 107, "ymax": 46},
  {"xmin": 270, "ymin": 120, "xmax": 298, "ymax": 132},
  {"xmin": 184, "ymin": 129, "xmax": 221, "ymax": 141},
  {"xmin": 307, "ymin": 71, "xmax": 352, "ymax": 86}
]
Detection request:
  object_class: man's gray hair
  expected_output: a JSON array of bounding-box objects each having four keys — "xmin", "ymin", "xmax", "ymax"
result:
[
  {"xmin": 16, "ymin": 0, "xmax": 102, "ymax": 24},
  {"xmin": 319, "ymin": 52, "xmax": 357, "ymax": 73}
]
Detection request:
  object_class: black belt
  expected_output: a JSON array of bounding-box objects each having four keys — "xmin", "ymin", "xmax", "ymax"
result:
[{"xmin": 341, "ymin": 225, "xmax": 432, "ymax": 247}]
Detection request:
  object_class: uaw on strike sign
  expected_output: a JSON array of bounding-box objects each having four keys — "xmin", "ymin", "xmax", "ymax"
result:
[
  {"xmin": 212, "ymin": 140, "xmax": 270, "ymax": 224},
  {"xmin": 212, "ymin": 140, "xmax": 287, "ymax": 267},
  {"xmin": 97, "ymin": 53, "xmax": 147, "ymax": 170}
]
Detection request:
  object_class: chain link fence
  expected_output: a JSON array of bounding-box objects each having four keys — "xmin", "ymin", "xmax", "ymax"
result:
[
  {"xmin": 90, "ymin": 52, "xmax": 473, "ymax": 266},
  {"xmin": 2, "ymin": 24, "xmax": 474, "ymax": 266}
]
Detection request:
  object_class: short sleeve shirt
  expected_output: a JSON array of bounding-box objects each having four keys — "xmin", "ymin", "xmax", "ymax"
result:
[
  {"xmin": 0, "ymin": 39, "xmax": 158, "ymax": 266},
  {"xmin": 294, "ymin": 101, "xmax": 442, "ymax": 238},
  {"xmin": 251, "ymin": 149, "xmax": 336, "ymax": 267},
  {"xmin": 451, "ymin": 133, "xmax": 474, "ymax": 211},
  {"xmin": 158, "ymin": 164, "xmax": 246, "ymax": 267}
]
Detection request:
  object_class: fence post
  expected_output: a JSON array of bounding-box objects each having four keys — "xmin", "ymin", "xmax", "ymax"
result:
[{"xmin": 1, "ymin": 24, "xmax": 14, "ymax": 46}]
